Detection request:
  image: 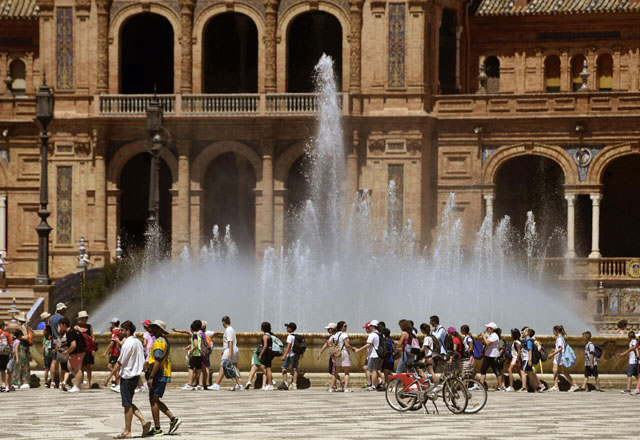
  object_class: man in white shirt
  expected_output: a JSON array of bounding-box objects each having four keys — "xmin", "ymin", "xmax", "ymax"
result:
[
  {"xmin": 210, "ymin": 316, "xmax": 243, "ymax": 391},
  {"xmin": 430, "ymin": 315, "xmax": 446, "ymax": 355},
  {"xmin": 280, "ymin": 322, "xmax": 300, "ymax": 390},
  {"xmin": 356, "ymin": 320, "xmax": 382, "ymax": 391},
  {"xmin": 480, "ymin": 322, "xmax": 505, "ymax": 390},
  {"xmin": 108, "ymin": 320, "xmax": 151, "ymax": 439}
]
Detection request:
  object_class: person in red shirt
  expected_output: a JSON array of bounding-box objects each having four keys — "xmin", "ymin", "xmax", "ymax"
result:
[
  {"xmin": 0, "ymin": 320, "xmax": 12, "ymax": 392},
  {"xmin": 447, "ymin": 327, "xmax": 463, "ymax": 359},
  {"xmin": 103, "ymin": 318, "xmax": 122, "ymax": 392}
]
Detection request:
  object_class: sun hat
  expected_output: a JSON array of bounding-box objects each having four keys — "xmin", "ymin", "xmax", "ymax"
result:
[
  {"xmin": 447, "ymin": 326, "xmax": 456, "ymax": 334},
  {"xmin": 40, "ymin": 311, "xmax": 51, "ymax": 321},
  {"xmin": 324, "ymin": 322, "xmax": 337, "ymax": 330},
  {"xmin": 77, "ymin": 311, "xmax": 89, "ymax": 319},
  {"xmin": 141, "ymin": 319, "xmax": 152, "ymax": 328},
  {"xmin": 150, "ymin": 320, "xmax": 169, "ymax": 334},
  {"xmin": 16, "ymin": 312, "xmax": 27, "ymax": 322},
  {"xmin": 485, "ymin": 322, "xmax": 498, "ymax": 329},
  {"xmin": 55, "ymin": 302, "xmax": 67, "ymax": 311}
]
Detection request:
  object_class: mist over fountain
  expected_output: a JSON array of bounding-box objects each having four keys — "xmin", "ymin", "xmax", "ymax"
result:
[{"xmin": 92, "ymin": 55, "xmax": 586, "ymax": 334}]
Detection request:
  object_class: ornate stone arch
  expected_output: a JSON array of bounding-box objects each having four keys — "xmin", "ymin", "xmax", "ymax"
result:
[
  {"xmin": 190, "ymin": 140, "xmax": 262, "ymax": 191},
  {"xmin": 108, "ymin": 4, "xmax": 182, "ymax": 93},
  {"xmin": 274, "ymin": 141, "xmax": 307, "ymax": 190},
  {"xmin": 276, "ymin": 3, "xmax": 351, "ymax": 92},
  {"xmin": 586, "ymin": 143, "xmax": 640, "ymax": 184},
  {"xmin": 482, "ymin": 143, "xmax": 577, "ymax": 186},
  {"xmin": 192, "ymin": 5, "xmax": 266, "ymax": 94},
  {"xmin": 106, "ymin": 141, "xmax": 178, "ymax": 190}
]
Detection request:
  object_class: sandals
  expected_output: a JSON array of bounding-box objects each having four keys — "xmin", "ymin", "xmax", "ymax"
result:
[{"xmin": 113, "ymin": 433, "xmax": 131, "ymax": 439}]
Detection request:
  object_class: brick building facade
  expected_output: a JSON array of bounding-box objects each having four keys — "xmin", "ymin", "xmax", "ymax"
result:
[{"xmin": 1, "ymin": 0, "xmax": 640, "ymax": 329}]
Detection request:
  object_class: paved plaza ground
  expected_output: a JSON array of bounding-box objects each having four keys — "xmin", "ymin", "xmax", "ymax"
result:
[{"xmin": 1, "ymin": 376, "xmax": 637, "ymax": 439}]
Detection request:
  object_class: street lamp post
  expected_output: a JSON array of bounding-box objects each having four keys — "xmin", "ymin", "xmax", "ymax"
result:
[
  {"xmin": 35, "ymin": 76, "xmax": 54, "ymax": 285},
  {"xmin": 144, "ymin": 96, "xmax": 170, "ymax": 260},
  {"xmin": 77, "ymin": 236, "xmax": 89, "ymax": 309}
]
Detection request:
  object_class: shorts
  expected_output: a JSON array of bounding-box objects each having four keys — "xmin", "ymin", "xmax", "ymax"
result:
[
  {"xmin": 260, "ymin": 350, "xmax": 273, "ymax": 368},
  {"xmin": 252, "ymin": 352, "xmax": 262, "ymax": 366},
  {"xmin": 282, "ymin": 354, "xmax": 300, "ymax": 371},
  {"xmin": 382, "ymin": 361, "xmax": 395, "ymax": 371},
  {"xmin": 328, "ymin": 357, "xmax": 333, "ymax": 374},
  {"xmin": 109, "ymin": 355, "xmax": 119, "ymax": 365},
  {"xmin": 627, "ymin": 364, "xmax": 638, "ymax": 377},
  {"xmin": 553, "ymin": 356, "xmax": 563, "ymax": 366},
  {"xmin": 367, "ymin": 357, "xmax": 383, "ymax": 371},
  {"xmin": 120, "ymin": 376, "xmax": 139, "ymax": 407},
  {"xmin": 480, "ymin": 356, "xmax": 502, "ymax": 377},
  {"xmin": 188, "ymin": 356, "xmax": 203, "ymax": 370},
  {"xmin": 203, "ymin": 355, "xmax": 210, "ymax": 368},
  {"xmin": 510, "ymin": 357, "xmax": 519, "ymax": 367},
  {"xmin": 523, "ymin": 360, "xmax": 533, "ymax": 372},
  {"xmin": 0, "ymin": 354, "xmax": 9, "ymax": 370},
  {"xmin": 44, "ymin": 355, "xmax": 52, "ymax": 369},
  {"xmin": 149, "ymin": 380, "xmax": 167, "ymax": 399},
  {"xmin": 334, "ymin": 350, "xmax": 350, "ymax": 368},
  {"xmin": 83, "ymin": 352, "xmax": 95, "ymax": 366},
  {"xmin": 69, "ymin": 353, "xmax": 85, "ymax": 371},
  {"xmin": 584, "ymin": 366, "xmax": 598, "ymax": 378},
  {"xmin": 7, "ymin": 359, "xmax": 14, "ymax": 371}
]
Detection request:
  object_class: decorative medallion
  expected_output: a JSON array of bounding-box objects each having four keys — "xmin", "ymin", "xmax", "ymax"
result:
[
  {"xmin": 574, "ymin": 147, "xmax": 592, "ymax": 167},
  {"xmin": 628, "ymin": 259, "xmax": 640, "ymax": 279}
]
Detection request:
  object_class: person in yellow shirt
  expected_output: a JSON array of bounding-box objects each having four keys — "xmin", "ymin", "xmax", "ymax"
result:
[{"xmin": 146, "ymin": 320, "xmax": 181, "ymax": 437}]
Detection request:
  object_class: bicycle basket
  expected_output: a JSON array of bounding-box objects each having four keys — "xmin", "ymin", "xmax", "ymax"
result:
[{"xmin": 444, "ymin": 358, "xmax": 464, "ymax": 374}]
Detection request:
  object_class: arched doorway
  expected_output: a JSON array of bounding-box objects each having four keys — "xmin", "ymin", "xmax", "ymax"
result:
[
  {"xmin": 287, "ymin": 11, "xmax": 342, "ymax": 92},
  {"xmin": 120, "ymin": 13, "xmax": 174, "ymax": 93},
  {"xmin": 484, "ymin": 56, "xmax": 500, "ymax": 94},
  {"xmin": 119, "ymin": 153, "xmax": 172, "ymax": 251},
  {"xmin": 202, "ymin": 152, "xmax": 256, "ymax": 256},
  {"xmin": 494, "ymin": 155, "xmax": 566, "ymax": 256},
  {"xmin": 601, "ymin": 155, "xmax": 640, "ymax": 257},
  {"xmin": 203, "ymin": 13, "xmax": 258, "ymax": 93},
  {"xmin": 285, "ymin": 155, "xmax": 311, "ymax": 244},
  {"xmin": 544, "ymin": 55, "xmax": 561, "ymax": 92}
]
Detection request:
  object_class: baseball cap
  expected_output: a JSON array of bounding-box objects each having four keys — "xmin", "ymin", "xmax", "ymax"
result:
[
  {"xmin": 110, "ymin": 317, "xmax": 120, "ymax": 324},
  {"xmin": 485, "ymin": 322, "xmax": 498, "ymax": 329},
  {"xmin": 370, "ymin": 319, "xmax": 380, "ymax": 327},
  {"xmin": 141, "ymin": 320, "xmax": 152, "ymax": 327},
  {"xmin": 284, "ymin": 322, "xmax": 297, "ymax": 332},
  {"xmin": 362, "ymin": 322, "xmax": 371, "ymax": 328},
  {"xmin": 447, "ymin": 326, "xmax": 456, "ymax": 334}
]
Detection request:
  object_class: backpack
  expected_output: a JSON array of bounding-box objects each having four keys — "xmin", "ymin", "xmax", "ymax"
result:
[
  {"xmin": 199, "ymin": 332, "xmax": 212, "ymax": 358},
  {"xmin": 270, "ymin": 334, "xmax": 284, "ymax": 355},
  {"xmin": 593, "ymin": 344, "xmax": 603, "ymax": 359},
  {"xmin": 82, "ymin": 332, "xmax": 97, "ymax": 353},
  {"xmin": 292, "ymin": 334, "xmax": 307, "ymax": 355},
  {"xmin": 562, "ymin": 339, "xmax": 576, "ymax": 368},
  {"xmin": 405, "ymin": 333, "xmax": 421, "ymax": 355},
  {"xmin": 222, "ymin": 358, "xmax": 236, "ymax": 378},
  {"xmin": 329, "ymin": 332, "xmax": 345, "ymax": 359},
  {"xmin": 430, "ymin": 335, "xmax": 442, "ymax": 355},
  {"xmin": 374, "ymin": 331, "xmax": 391, "ymax": 360},
  {"xmin": 443, "ymin": 333, "xmax": 454, "ymax": 353},
  {"xmin": 501, "ymin": 341, "xmax": 513, "ymax": 361},
  {"xmin": 472, "ymin": 340, "xmax": 484, "ymax": 359},
  {"xmin": 0, "ymin": 332, "xmax": 9, "ymax": 356}
]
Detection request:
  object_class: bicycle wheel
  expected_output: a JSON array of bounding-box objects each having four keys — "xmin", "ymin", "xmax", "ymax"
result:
[
  {"xmin": 442, "ymin": 378, "xmax": 468, "ymax": 414},
  {"xmin": 393, "ymin": 379, "xmax": 422, "ymax": 412},
  {"xmin": 386, "ymin": 379, "xmax": 410, "ymax": 412},
  {"xmin": 461, "ymin": 378, "xmax": 487, "ymax": 414}
]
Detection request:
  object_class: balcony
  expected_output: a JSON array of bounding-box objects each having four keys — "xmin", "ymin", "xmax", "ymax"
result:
[
  {"xmin": 434, "ymin": 92, "xmax": 640, "ymax": 118},
  {"xmin": 97, "ymin": 93, "xmax": 348, "ymax": 116}
]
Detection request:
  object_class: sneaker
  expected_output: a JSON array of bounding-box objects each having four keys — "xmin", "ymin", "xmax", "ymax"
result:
[
  {"xmin": 181, "ymin": 384, "xmax": 193, "ymax": 390},
  {"xmin": 362, "ymin": 384, "xmax": 371, "ymax": 389},
  {"xmin": 68, "ymin": 386, "xmax": 80, "ymax": 393},
  {"xmin": 547, "ymin": 386, "xmax": 559, "ymax": 392},
  {"xmin": 344, "ymin": 388, "xmax": 353, "ymax": 393},
  {"xmin": 245, "ymin": 382, "xmax": 252, "ymax": 390},
  {"xmin": 195, "ymin": 385, "xmax": 204, "ymax": 391},
  {"xmin": 135, "ymin": 386, "xmax": 144, "ymax": 393},
  {"xmin": 0, "ymin": 386, "xmax": 5, "ymax": 392},
  {"xmin": 147, "ymin": 428, "xmax": 163, "ymax": 437},
  {"xmin": 207, "ymin": 384, "xmax": 220, "ymax": 391},
  {"xmin": 44, "ymin": 382, "xmax": 50, "ymax": 389},
  {"xmin": 569, "ymin": 385, "xmax": 579, "ymax": 392},
  {"xmin": 631, "ymin": 389, "xmax": 640, "ymax": 395},
  {"xmin": 168, "ymin": 417, "xmax": 182, "ymax": 435},
  {"xmin": 574, "ymin": 387, "xmax": 586, "ymax": 392},
  {"xmin": 61, "ymin": 383, "xmax": 69, "ymax": 392},
  {"xmin": 290, "ymin": 383, "xmax": 297, "ymax": 390},
  {"xmin": 366, "ymin": 386, "xmax": 376, "ymax": 391},
  {"xmin": 231, "ymin": 384, "xmax": 243, "ymax": 391},
  {"xmin": 470, "ymin": 384, "xmax": 481, "ymax": 391},
  {"xmin": 8, "ymin": 385, "xmax": 14, "ymax": 392},
  {"xmin": 622, "ymin": 389, "xmax": 631, "ymax": 394},
  {"xmin": 19, "ymin": 383, "xmax": 30, "ymax": 389},
  {"xmin": 538, "ymin": 384, "xmax": 547, "ymax": 392},
  {"xmin": 518, "ymin": 387, "xmax": 529, "ymax": 393},
  {"xmin": 505, "ymin": 387, "xmax": 515, "ymax": 392},
  {"xmin": 328, "ymin": 387, "xmax": 337, "ymax": 393},
  {"xmin": 111, "ymin": 385, "xmax": 120, "ymax": 393},
  {"xmin": 262, "ymin": 385, "xmax": 274, "ymax": 390},
  {"xmin": 277, "ymin": 382, "xmax": 288, "ymax": 390}
]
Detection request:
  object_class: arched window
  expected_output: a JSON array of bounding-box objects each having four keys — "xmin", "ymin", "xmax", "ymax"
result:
[
  {"xmin": 485, "ymin": 56, "xmax": 500, "ymax": 94},
  {"xmin": 571, "ymin": 55, "xmax": 586, "ymax": 92},
  {"xmin": 9, "ymin": 59, "xmax": 26, "ymax": 94},
  {"xmin": 597, "ymin": 54, "xmax": 613, "ymax": 91},
  {"xmin": 544, "ymin": 55, "xmax": 561, "ymax": 93},
  {"xmin": 438, "ymin": 9, "xmax": 457, "ymax": 94}
]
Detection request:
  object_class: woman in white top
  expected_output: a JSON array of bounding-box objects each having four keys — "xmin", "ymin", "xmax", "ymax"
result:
[
  {"xmin": 547, "ymin": 325, "xmax": 576, "ymax": 392},
  {"xmin": 505, "ymin": 328, "xmax": 526, "ymax": 392},
  {"xmin": 329, "ymin": 321, "xmax": 355, "ymax": 392},
  {"xmin": 419, "ymin": 323, "xmax": 435, "ymax": 379}
]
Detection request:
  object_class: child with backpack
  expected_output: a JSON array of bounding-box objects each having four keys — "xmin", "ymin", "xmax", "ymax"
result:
[
  {"xmin": 616, "ymin": 330, "xmax": 638, "ymax": 394},
  {"xmin": 505, "ymin": 328, "xmax": 524, "ymax": 392},
  {"xmin": 184, "ymin": 320, "xmax": 203, "ymax": 390},
  {"xmin": 355, "ymin": 321, "xmax": 382, "ymax": 391},
  {"xmin": 419, "ymin": 324, "xmax": 436, "ymax": 379},
  {"xmin": 280, "ymin": 322, "xmax": 303, "ymax": 390},
  {"xmin": 0, "ymin": 320, "xmax": 12, "ymax": 392},
  {"xmin": 548, "ymin": 325, "xmax": 578, "ymax": 392},
  {"xmin": 577, "ymin": 331, "xmax": 602, "ymax": 392},
  {"xmin": 460, "ymin": 325, "xmax": 474, "ymax": 369}
]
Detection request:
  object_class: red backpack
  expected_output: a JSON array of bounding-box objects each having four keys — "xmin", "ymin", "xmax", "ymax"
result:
[{"xmin": 82, "ymin": 332, "xmax": 97, "ymax": 353}]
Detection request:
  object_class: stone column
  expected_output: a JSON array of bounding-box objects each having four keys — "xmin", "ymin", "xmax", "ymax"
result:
[
  {"xmin": 346, "ymin": 130, "xmax": 359, "ymax": 197},
  {"xmin": 370, "ymin": 0, "xmax": 386, "ymax": 91},
  {"xmin": 180, "ymin": 0, "xmax": 195, "ymax": 93},
  {"xmin": 483, "ymin": 193, "xmax": 494, "ymax": 225},
  {"xmin": 94, "ymin": 141, "xmax": 107, "ymax": 249},
  {"xmin": 95, "ymin": 0, "xmax": 112, "ymax": 93},
  {"xmin": 177, "ymin": 141, "xmax": 191, "ymax": 251},
  {"xmin": 589, "ymin": 194, "xmax": 601, "ymax": 259},
  {"xmin": 348, "ymin": 0, "xmax": 364, "ymax": 113},
  {"xmin": 0, "ymin": 195, "xmax": 6, "ymax": 254},
  {"xmin": 261, "ymin": 145, "xmax": 275, "ymax": 252},
  {"xmin": 560, "ymin": 47, "xmax": 569, "ymax": 92},
  {"xmin": 565, "ymin": 194, "xmax": 576, "ymax": 258},
  {"xmin": 76, "ymin": 0, "xmax": 91, "ymax": 92},
  {"xmin": 263, "ymin": 0, "xmax": 280, "ymax": 93}
]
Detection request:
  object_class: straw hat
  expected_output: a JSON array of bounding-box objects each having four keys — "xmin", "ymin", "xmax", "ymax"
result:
[
  {"xmin": 150, "ymin": 320, "xmax": 169, "ymax": 334},
  {"xmin": 40, "ymin": 311, "xmax": 51, "ymax": 321},
  {"xmin": 77, "ymin": 311, "xmax": 89, "ymax": 319},
  {"xmin": 55, "ymin": 302, "xmax": 67, "ymax": 311},
  {"xmin": 16, "ymin": 312, "xmax": 27, "ymax": 322}
]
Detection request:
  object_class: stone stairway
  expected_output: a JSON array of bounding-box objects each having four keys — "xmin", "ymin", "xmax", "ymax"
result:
[{"xmin": 0, "ymin": 290, "xmax": 35, "ymax": 322}]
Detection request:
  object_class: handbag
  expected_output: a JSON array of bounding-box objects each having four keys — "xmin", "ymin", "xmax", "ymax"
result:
[{"xmin": 329, "ymin": 332, "xmax": 345, "ymax": 359}]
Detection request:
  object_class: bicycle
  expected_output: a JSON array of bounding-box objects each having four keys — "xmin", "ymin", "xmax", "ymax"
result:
[{"xmin": 385, "ymin": 355, "xmax": 468, "ymax": 414}]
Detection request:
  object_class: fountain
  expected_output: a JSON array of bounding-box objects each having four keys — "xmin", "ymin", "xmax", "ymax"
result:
[{"xmin": 92, "ymin": 54, "xmax": 586, "ymax": 334}]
